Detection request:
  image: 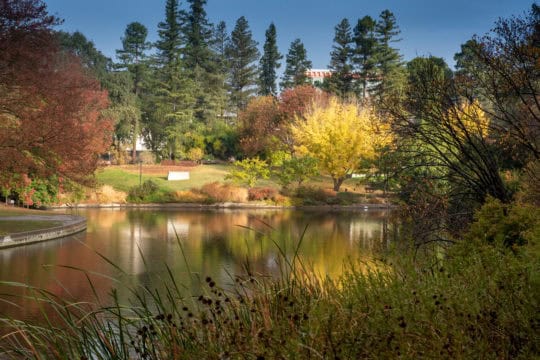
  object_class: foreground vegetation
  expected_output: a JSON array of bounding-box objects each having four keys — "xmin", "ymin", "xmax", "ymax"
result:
[{"xmin": 0, "ymin": 202, "xmax": 538, "ymax": 358}]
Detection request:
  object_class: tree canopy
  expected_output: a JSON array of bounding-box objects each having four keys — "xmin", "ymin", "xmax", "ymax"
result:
[{"xmin": 291, "ymin": 97, "xmax": 391, "ymax": 191}]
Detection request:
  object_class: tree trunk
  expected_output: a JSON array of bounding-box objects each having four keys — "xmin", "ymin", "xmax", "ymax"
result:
[{"xmin": 333, "ymin": 177, "xmax": 345, "ymax": 192}]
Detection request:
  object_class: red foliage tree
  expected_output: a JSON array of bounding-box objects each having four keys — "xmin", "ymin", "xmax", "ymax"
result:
[
  {"xmin": 278, "ymin": 84, "xmax": 329, "ymax": 122},
  {"xmin": 277, "ymin": 85, "xmax": 330, "ymax": 153},
  {"xmin": 0, "ymin": 0, "xmax": 112, "ymax": 186},
  {"xmin": 238, "ymin": 96, "xmax": 281, "ymax": 157},
  {"xmin": 238, "ymin": 86, "xmax": 331, "ymax": 157}
]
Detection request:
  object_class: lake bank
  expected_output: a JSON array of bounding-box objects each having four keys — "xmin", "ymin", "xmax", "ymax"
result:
[{"xmin": 0, "ymin": 212, "xmax": 86, "ymax": 249}]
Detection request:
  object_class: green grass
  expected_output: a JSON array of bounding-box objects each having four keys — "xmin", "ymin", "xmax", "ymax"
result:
[
  {"xmin": 96, "ymin": 164, "xmax": 377, "ymax": 205},
  {"xmin": 96, "ymin": 164, "xmax": 232, "ymax": 193}
]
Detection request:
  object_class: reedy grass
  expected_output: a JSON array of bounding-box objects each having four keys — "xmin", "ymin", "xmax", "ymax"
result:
[{"xmin": 0, "ymin": 235, "xmax": 538, "ymax": 359}]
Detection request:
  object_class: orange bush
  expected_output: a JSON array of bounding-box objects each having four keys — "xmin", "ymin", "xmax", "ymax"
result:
[
  {"xmin": 248, "ymin": 187, "xmax": 279, "ymax": 201},
  {"xmin": 199, "ymin": 182, "xmax": 248, "ymax": 203}
]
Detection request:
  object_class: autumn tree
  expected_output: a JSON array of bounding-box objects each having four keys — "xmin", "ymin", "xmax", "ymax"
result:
[
  {"xmin": 238, "ymin": 96, "xmax": 281, "ymax": 157},
  {"xmin": 0, "ymin": 0, "xmax": 112, "ymax": 189},
  {"xmin": 291, "ymin": 97, "xmax": 391, "ymax": 191},
  {"xmin": 462, "ymin": 7, "xmax": 540, "ymax": 162},
  {"xmin": 280, "ymin": 39, "xmax": 312, "ymax": 89},
  {"xmin": 389, "ymin": 56, "xmax": 511, "ymax": 206},
  {"xmin": 277, "ymin": 85, "xmax": 329, "ymax": 152}
]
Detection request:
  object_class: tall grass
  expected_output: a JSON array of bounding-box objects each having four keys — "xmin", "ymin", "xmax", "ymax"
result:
[{"xmin": 1, "ymin": 236, "xmax": 538, "ymax": 359}]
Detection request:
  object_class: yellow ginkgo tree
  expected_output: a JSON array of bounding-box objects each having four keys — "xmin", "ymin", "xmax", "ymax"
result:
[{"xmin": 291, "ymin": 97, "xmax": 392, "ymax": 191}]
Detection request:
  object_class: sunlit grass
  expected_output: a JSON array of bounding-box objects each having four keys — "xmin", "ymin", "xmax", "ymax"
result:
[{"xmin": 96, "ymin": 164, "xmax": 373, "ymax": 198}]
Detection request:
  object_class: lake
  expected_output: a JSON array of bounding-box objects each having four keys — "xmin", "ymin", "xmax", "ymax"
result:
[{"xmin": 0, "ymin": 208, "xmax": 393, "ymax": 322}]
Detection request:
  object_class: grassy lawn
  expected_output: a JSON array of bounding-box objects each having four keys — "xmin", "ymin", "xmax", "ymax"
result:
[
  {"xmin": 96, "ymin": 164, "xmax": 233, "ymax": 193},
  {"xmin": 96, "ymin": 164, "xmax": 367, "ymax": 193}
]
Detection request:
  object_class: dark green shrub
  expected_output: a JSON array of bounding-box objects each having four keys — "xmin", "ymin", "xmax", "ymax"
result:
[
  {"xmin": 465, "ymin": 197, "xmax": 540, "ymax": 247},
  {"xmin": 127, "ymin": 180, "xmax": 160, "ymax": 202}
]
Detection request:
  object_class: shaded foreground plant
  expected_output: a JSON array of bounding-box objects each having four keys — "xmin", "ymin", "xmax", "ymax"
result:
[{"xmin": 0, "ymin": 233, "xmax": 539, "ymax": 359}]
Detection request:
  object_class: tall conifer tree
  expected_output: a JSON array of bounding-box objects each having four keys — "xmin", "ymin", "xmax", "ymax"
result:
[
  {"xmin": 116, "ymin": 22, "xmax": 150, "ymax": 96},
  {"xmin": 258, "ymin": 23, "xmax": 282, "ymax": 96},
  {"xmin": 212, "ymin": 21, "xmax": 229, "ymax": 74},
  {"xmin": 353, "ymin": 16, "xmax": 378, "ymax": 99},
  {"xmin": 280, "ymin": 39, "xmax": 312, "ymax": 89},
  {"xmin": 183, "ymin": 0, "xmax": 214, "ymax": 71},
  {"xmin": 373, "ymin": 9, "xmax": 403, "ymax": 99},
  {"xmin": 155, "ymin": 0, "xmax": 183, "ymax": 68},
  {"xmin": 183, "ymin": 0, "xmax": 226, "ymax": 122},
  {"xmin": 116, "ymin": 22, "xmax": 150, "ymax": 162},
  {"xmin": 226, "ymin": 16, "xmax": 260, "ymax": 111},
  {"xmin": 327, "ymin": 18, "xmax": 354, "ymax": 98},
  {"xmin": 146, "ymin": 0, "xmax": 195, "ymax": 160}
]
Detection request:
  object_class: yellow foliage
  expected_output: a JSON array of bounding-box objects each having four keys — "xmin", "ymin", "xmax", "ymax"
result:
[
  {"xmin": 291, "ymin": 97, "xmax": 392, "ymax": 184},
  {"xmin": 450, "ymin": 100, "xmax": 490, "ymax": 139}
]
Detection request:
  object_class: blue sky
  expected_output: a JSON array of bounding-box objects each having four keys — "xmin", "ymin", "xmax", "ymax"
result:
[{"xmin": 43, "ymin": 0, "xmax": 534, "ymax": 69}]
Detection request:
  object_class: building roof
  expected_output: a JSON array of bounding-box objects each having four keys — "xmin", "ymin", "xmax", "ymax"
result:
[{"xmin": 305, "ymin": 69, "xmax": 333, "ymax": 78}]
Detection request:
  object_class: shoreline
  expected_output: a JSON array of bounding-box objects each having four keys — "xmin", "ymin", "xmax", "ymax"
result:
[
  {"xmin": 0, "ymin": 214, "xmax": 86, "ymax": 249},
  {"xmin": 0, "ymin": 202, "xmax": 394, "ymax": 248},
  {"xmin": 52, "ymin": 201, "xmax": 395, "ymax": 211}
]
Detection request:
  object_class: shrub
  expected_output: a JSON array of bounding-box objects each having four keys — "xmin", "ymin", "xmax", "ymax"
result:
[
  {"xmin": 275, "ymin": 156, "xmax": 319, "ymax": 188},
  {"xmin": 187, "ymin": 147, "xmax": 205, "ymax": 163},
  {"xmin": 95, "ymin": 185, "xmax": 127, "ymax": 204},
  {"xmin": 465, "ymin": 197, "xmax": 540, "ymax": 247},
  {"xmin": 295, "ymin": 185, "xmax": 337, "ymax": 205},
  {"xmin": 127, "ymin": 180, "xmax": 160, "ymax": 202},
  {"xmin": 248, "ymin": 187, "xmax": 278, "ymax": 201},
  {"xmin": 199, "ymin": 182, "xmax": 248, "ymax": 203},
  {"xmin": 172, "ymin": 190, "xmax": 210, "ymax": 203},
  {"xmin": 226, "ymin": 157, "xmax": 270, "ymax": 188}
]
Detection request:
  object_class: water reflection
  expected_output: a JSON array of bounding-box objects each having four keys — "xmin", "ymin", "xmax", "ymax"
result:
[{"xmin": 0, "ymin": 208, "xmax": 391, "ymax": 322}]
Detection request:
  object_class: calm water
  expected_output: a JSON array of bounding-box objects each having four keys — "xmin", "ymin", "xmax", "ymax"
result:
[{"xmin": 0, "ymin": 208, "xmax": 392, "ymax": 321}]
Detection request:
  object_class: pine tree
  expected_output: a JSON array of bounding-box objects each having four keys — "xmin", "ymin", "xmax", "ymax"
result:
[
  {"xmin": 373, "ymin": 9, "xmax": 403, "ymax": 99},
  {"xmin": 116, "ymin": 22, "xmax": 150, "ymax": 96},
  {"xmin": 116, "ymin": 22, "xmax": 150, "ymax": 162},
  {"xmin": 183, "ymin": 0, "xmax": 214, "ymax": 71},
  {"xmin": 146, "ymin": 0, "xmax": 195, "ymax": 160},
  {"xmin": 207, "ymin": 20, "xmax": 231, "ymax": 119},
  {"xmin": 57, "ymin": 31, "xmax": 111, "ymax": 81},
  {"xmin": 258, "ymin": 23, "xmax": 282, "ymax": 96},
  {"xmin": 182, "ymin": 0, "xmax": 227, "ymax": 123},
  {"xmin": 327, "ymin": 18, "xmax": 354, "ymax": 98},
  {"xmin": 155, "ymin": 0, "xmax": 183, "ymax": 67},
  {"xmin": 212, "ymin": 21, "xmax": 229, "ymax": 74},
  {"xmin": 280, "ymin": 39, "xmax": 312, "ymax": 90},
  {"xmin": 226, "ymin": 16, "xmax": 260, "ymax": 111},
  {"xmin": 353, "ymin": 16, "xmax": 378, "ymax": 99}
]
